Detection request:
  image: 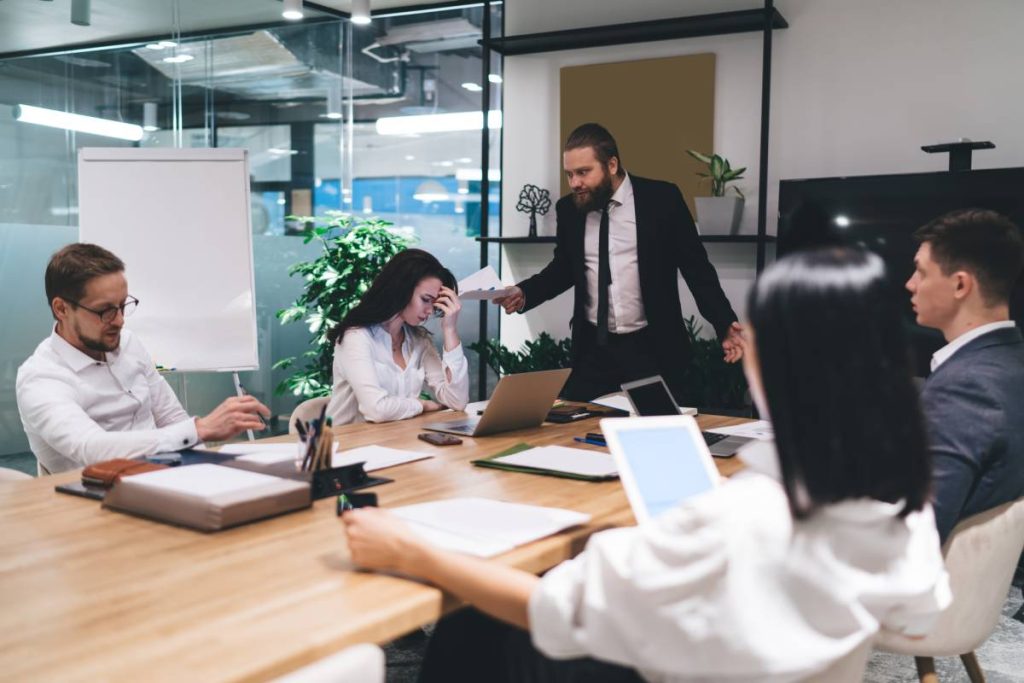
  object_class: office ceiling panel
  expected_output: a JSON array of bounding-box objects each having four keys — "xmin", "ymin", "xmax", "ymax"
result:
[{"xmin": 0, "ymin": 0, "xmax": 476, "ymax": 58}]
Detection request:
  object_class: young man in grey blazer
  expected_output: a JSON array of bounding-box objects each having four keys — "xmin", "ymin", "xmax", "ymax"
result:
[{"xmin": 906, "ymin": 209, "xmax": 1024, "ymax": 542}]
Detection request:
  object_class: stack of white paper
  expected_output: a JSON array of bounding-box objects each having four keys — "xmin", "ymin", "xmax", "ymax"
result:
[
  {"xmin": 392, "ymin": 497, "xmax": 591, "ymax": 558},
  {"xmin": 705, "ymin": 420, "xmax": 773, "ymax": 441},
  {"xmin": 223, "ymin": 443, "xmax": 432, "ymax": 472},
  {"xmin": 494, "ymin": 445, "xmax": 618, "ymax": 478},
  {"xmin": 457, "ymin": 266, "xmax": 513, "ymax": 301}
]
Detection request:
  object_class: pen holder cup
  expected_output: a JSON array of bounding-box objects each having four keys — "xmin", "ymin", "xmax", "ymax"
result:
[{"xmin": 308, "ymin": 462, "xmax": 391, "ymax": 500}]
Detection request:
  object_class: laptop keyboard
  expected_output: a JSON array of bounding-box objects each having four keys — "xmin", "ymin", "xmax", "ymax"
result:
[{"xmin": 702, "ymin": 432, "xmax": 729, "ymax": 446}]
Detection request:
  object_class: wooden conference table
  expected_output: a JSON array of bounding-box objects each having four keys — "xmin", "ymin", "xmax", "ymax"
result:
[{"xmin": 0, "ymin": 411, "xmax": 749, "ymax": 683}]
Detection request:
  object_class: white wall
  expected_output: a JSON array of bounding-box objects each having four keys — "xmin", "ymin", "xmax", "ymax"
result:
[{"xmin": 498, "ymin": 0, "xmax": 1024, "ymax": 349}]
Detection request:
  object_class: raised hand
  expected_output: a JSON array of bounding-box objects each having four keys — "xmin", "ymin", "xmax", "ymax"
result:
[{"xmin": 493, "ymin": 286, "xmax": 525, "ymax": 314}]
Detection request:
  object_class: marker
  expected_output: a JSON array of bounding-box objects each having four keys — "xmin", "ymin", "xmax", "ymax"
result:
[{"xmin": 574, "ymin": 437, "xmax": 607, "ymax": 447}]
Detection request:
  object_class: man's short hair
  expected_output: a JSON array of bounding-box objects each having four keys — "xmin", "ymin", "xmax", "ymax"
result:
[
  {"xmin": 45, "ymin": 243, "xmax": 125, "ymax": 316},
  {"xmin": 564, "ymin": 123, "xmax": 625, "ymax": 177},
  {"xmin": 914, "ymin": 209, "xmax": 1024, "ymax": 306}
]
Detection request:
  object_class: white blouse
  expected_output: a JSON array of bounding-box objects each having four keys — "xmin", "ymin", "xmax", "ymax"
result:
[
  {"xmin": 326, "ymin": 324, "xmax": 469, "ymax": 425},
  {"xmin": 529, "ymin": 460, "xmax": 951, "ymax": 682}
]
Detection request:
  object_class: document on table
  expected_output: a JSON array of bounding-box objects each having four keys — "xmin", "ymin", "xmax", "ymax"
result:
[
  {"xmin": 705, "ymin": 420, "xmax": 774, "ymax": 441},
  {"xmin": 391, "ymin": 497, "xmax": 591, "ymax": 558},
  {"xmin": 457, "ymin": 266, "xmax": 513, "ymax": 300},
  {"xmin": 591, "ymin": 392, "xmax": 697, "ymax": 416},
  {"xmin": 331, "ymin": 445, "xmax": 433, "ymax": 471},
  {"xmin": 221, "ymin": 442, "xmax": 333, "ymax": 465},
  {"xmin": 493, "ymin": 445, "xmax": 618, "ymax": 478}
]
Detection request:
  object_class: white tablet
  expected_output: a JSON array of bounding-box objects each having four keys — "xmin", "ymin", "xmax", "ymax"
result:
[{"xmin": 600, "ymin": 415, "xmax": 721, "ymax": 523}]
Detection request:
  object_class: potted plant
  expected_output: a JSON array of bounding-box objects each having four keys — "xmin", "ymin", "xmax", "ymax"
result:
[
  {"xmin": 676, "ymin": 316, "xmax": 750, "ymax": 415},
  {"xmin": 469, "ymin": 332, "xmax": 572, "ymax": 376},
  {"xmin": 686, "ymin": 149, "xmax": 746, "ymax": 235},
  {"xmin": 273, "ymin": 211, "xmax": 412, "ymax": 398}
]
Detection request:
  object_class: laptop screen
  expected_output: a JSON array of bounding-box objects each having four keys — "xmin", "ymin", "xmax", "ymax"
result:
[
  {"xmin": 614, "ymin": 425, "xmax": 717, "ymax": 518},
  {"xmin": 623, "ymin": 378, "xmax": 680, "ymax": 416}
]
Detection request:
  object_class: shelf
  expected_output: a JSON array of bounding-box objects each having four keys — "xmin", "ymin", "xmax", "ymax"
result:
[
  {"xmin": 479, "ymin": 235, "xmax": 775, "ymax": 245},
  {"xmin": 476, "ymin": 236, "xmax": 557, "ymax": 244},
  {"xmin": 481, "ymin": 8, "xmax": 788, "ymax": 56},
  {"xmin": 700, "ymin": 235, "xmax": 776, "ymax": 244}
]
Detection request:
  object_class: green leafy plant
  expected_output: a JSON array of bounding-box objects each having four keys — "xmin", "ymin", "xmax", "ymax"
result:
[
  {"xmin": 686, "ymin": 149, "xmax": 746, "ymax": 198},
  {"xmin": 469, "ymin": 332, "xmax": 572, "ymax": 376},
  {"xmin": 273, "ymin": 211, "xmax": 413, "ymax": 397},
  {"xmin": 677, "ymin": 316, "xmax": 749, "ymax": 410}
]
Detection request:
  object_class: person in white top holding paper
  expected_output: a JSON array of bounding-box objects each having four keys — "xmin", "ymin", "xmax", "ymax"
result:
[
  {"xmin": 326, "ymin": 249, "xmax": 469, "ymax": 425},
  {"xmin": 16, "ymin": 243, "xmax": 270, "ymax": 474},
  {"xmin": 342, "ymin": 247, "xmax": 950, "ymax": 682}
]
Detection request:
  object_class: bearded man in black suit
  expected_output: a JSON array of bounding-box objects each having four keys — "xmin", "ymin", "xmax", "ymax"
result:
[{"xmin": 495, "ymin": 123, "xmax": 744, "ymax": 402}]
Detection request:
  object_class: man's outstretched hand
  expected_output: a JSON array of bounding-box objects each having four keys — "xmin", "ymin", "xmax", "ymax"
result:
[
  {"xmin": 493, "ymin": 286, "xmax": 525, "ymax": 314},
  {"xmin": 722, "ymin": 321, "xmax": 746, "ymax": 364}
]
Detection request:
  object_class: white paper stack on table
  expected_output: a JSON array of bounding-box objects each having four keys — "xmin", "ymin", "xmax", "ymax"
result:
[
  {"xmin": 491, "ymin": 445, "xmax": 618, "ymax": 479},
  {"xmin": 591, "ymin": 392, "xmax": 697, "ymax": 416},
  {"xmin": 220, "ymin": 443, "xmax": 433, "ymax": 472},
  {"xmin": 392, "ymin": 497, "xmax": 591, "ymax": 557},
  {"xmin": 103, "ymin": 464, "xmax": 311, "ymax": 531},
  {"xmin": 457, "ymin": 266, "xmax": 514, "ymax": 301}
]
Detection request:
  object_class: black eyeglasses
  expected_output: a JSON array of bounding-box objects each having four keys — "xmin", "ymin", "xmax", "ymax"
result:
[{"xmin": 67, "ymin": 295, "xmax": 139, "ymax": 324}]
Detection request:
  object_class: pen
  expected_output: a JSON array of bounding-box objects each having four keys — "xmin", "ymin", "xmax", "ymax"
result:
[{"xmin": 574, "ymin": 437, "xmax": 607, "ymax": 447}]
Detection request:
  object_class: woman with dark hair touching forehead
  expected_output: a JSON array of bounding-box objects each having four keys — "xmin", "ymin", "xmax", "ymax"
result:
[
  {"xmin": 339, "ymin": 246, "xmax": 950, "ymax": 682},
  {"xmin": 325, "ymin": 248, "xmax": 468, "ymax": 425}
]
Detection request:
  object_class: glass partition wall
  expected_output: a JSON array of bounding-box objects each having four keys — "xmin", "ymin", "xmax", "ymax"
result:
[{"xmin": 0, "ymin": 2, "xmax": 502, "ymax": 464}]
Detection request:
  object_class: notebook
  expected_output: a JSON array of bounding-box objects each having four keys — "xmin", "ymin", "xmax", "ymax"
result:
[
  {"xmin": 103, "ymin": 464, "xmax": 311, "ymax": 531},
  {"xmin": 391, "ymin": 497, "xmax": 591, "ymax": 558},
  {"xmin": 473, "ymin": 443, "xmax": 617, "ymax": 481}
]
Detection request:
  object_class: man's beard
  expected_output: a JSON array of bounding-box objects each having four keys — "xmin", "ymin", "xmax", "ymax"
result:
[
  {"xmin": 572, "ymin": 170, "xmax": 614, "ymax": 213},
  {"xmin": 75, "ymin": 320, "xmax": 120, "ymax": 353}
]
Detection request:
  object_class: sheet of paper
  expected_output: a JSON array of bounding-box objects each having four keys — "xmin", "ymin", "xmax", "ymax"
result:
[
  {"xmin": 392, "ymin": 497, "xmax": 590, "ymax": 558},
  {"xmin": 126, "ymin": 464, "xmax": 283, "ymax": 497},
  {"xmin": 331, "ymin": 445, "xmax": 433, "ymax": 472},
  {"xmin": 494, "ymin": 445, "xmax": 618, "ymax": 478},
  {"xmin": 591, "ymin": 393, "xmax": 697, "ymax": 416},
  {"xmin": 705, "ymin": 420, "xmax": 774, "ymax": 441},
  {"xmin": 225, "ymin": 442, "xmax": 338, "ymax": 465},
  {"xmin": 457, "ymin": 266, "xmax": 513, "ymax": 300}
]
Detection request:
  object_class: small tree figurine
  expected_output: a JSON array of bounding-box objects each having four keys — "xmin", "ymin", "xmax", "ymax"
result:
[{"xmin": 516, "ymin": 184, "xmax": 552, "ymax": 238}]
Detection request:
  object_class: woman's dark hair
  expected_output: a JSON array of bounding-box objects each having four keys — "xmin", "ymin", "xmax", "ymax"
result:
[
  {"xmin": 327, "ymin": 248, "xmax": 456, "ymax": 345},
  {"xmin": 747, "ymin": 247, "xmax": 930, "ymax": 519}
]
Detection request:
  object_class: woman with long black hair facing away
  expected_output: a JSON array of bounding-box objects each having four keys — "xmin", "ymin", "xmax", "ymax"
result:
[
  {"xmin": 341, "ymin": 247, "xmax": 951, "ymax": 682},
  {"xmin": 325, "ymin": 248, "xmax": 468, "ymax": 425}
]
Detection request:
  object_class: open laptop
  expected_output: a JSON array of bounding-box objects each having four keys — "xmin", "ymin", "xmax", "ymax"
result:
[
  {"xmin": 424, "ymin": 368, "xmax": 572, "ymax": 437},
  {"xmin": 620, "ymin": 375, "xmax": 753, "ymax": 457},
  {"xmin": 600, "ymin": 415, "xmax": 721, "ymax": 523}
]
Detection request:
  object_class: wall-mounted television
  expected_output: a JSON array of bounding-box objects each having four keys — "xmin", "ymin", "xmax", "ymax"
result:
[{"xmin": 778, "ymin": 168, "xmax": 1024, "ymax": 376}]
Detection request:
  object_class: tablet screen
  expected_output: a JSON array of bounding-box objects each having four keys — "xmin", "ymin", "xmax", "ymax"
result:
[
  {"xmin": 614, "ymin": 426, "xmax": 716, "ymax": 518},
  {"xmin": 624, "ymin": 379, "xmax": 680, "ymax": 416}
]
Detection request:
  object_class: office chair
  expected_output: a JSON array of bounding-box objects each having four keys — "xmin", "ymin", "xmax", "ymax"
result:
[{"xmin": 875, "ymin": 497, "xmax": 1024, "ymax": 683}]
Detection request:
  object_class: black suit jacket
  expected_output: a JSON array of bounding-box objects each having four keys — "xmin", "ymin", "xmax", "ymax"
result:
[
  {"xmin": 922, "ymin": 326, "xmax": 1024, "ymax": 542},
  {"xmin": 516, "ymin": 175, "xmax": 737, "ymax": 396}
]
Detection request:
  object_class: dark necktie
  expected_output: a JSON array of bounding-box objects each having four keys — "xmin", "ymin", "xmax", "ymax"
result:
[{"xmin": 596, "ymin": 203, "xmax": 612, "ymax": 346}]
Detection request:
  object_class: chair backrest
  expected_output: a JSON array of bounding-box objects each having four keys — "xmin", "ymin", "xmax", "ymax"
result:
[
  {"xmin": 288, "ymin": 397, "xmax": 331, "ymax": 435},
  {"xmin": 877, "ymin": 497, "xmax": 1024, "ymax": 656},
  {"xmin": 270, "ymin": 643, "xmax": 384, "ymax": 683},
  {"xmin": 0, "ymin": 467, "xmax": 32, "ymax": 481}
]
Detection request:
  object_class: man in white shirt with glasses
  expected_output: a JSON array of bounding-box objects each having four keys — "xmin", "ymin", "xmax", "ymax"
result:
[{"xmin": 16, "ymin": 243, "xmax": 269, "ymax": 474}]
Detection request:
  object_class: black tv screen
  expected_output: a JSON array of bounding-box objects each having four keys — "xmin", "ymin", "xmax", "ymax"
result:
[{"xmin": 777, "ymin": 167, "xmax": 1024, "ymax": 376}]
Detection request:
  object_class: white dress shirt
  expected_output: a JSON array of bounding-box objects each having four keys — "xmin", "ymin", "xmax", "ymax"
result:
[
  {"xmin": 327, "ymin": 325, "xmax": 469, "ymax": 425},
  {"xmin": 583, "ymin": 173, "xmax": 648, "ymax": 333},
  {"xmin": 930, "ymin": 320, "xmax": 1016, "ymax": 371},
  {"xmin": 529, "ymin": 468, "xmax": 950, "ymax": 682},
  {"xmin": 16, "ymin": 328, "xmax": 199, "ymax": 474}
]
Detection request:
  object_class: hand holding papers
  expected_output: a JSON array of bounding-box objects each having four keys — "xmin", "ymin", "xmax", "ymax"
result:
[{"xmin": 457, "ymin": 266, "xmax": 513, "ymax": 301}]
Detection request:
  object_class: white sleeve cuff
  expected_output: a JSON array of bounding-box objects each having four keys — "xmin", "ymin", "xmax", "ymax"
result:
[
  {"xmin": 161, "ymin": 418, "xmax": 200, "ymax": 452},
  {"xmin": 528, "ymin": 555, "xmax": 589, "ymax": 660}
]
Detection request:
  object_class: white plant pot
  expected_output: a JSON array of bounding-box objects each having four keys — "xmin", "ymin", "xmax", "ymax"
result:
[{"xmin": 695, "ymin": 196, "xmax": 744, "ymax": 236}]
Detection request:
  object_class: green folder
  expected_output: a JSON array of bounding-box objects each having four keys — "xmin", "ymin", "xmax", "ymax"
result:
[{"xmin": 472, "ymin": 443, "xmax": 617, "ymax": 482}]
